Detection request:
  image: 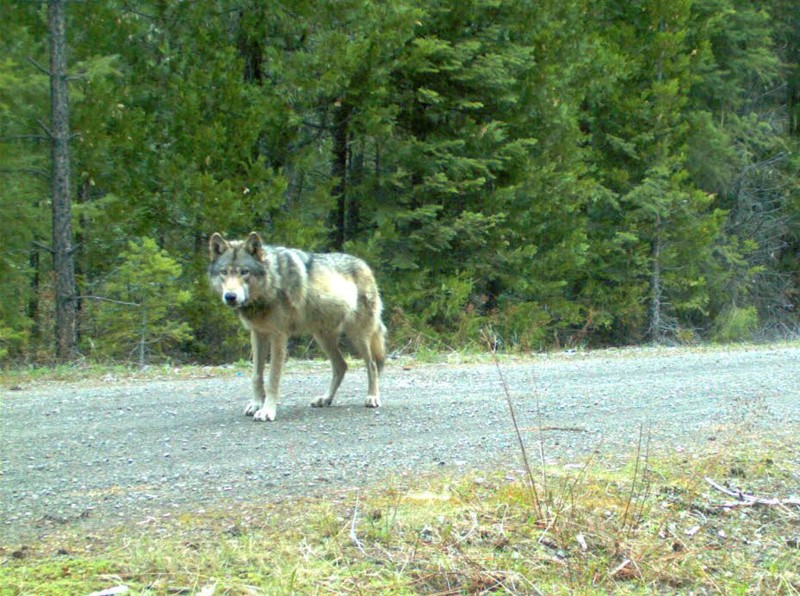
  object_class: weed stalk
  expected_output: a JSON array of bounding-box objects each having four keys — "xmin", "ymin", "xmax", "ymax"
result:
[{"xmin": 484, "ymin": 329, "xmax": 543, "ymax": 520}]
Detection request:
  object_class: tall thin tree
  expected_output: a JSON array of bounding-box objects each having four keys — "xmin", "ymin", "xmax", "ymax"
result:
[{"xmin": 48, "ymin": 0, "xmax": 78, "ymax": 359}]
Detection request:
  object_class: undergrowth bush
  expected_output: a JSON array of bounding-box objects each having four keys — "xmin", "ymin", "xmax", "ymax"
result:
[{"xmin": 712, "ymin": 305, "xmax": 759, "ymax": 342}]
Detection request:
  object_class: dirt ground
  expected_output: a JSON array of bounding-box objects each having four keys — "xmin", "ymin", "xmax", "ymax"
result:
[{"xmin": 2, "ymin": 345, "xmax": 798, "ymax": 544}]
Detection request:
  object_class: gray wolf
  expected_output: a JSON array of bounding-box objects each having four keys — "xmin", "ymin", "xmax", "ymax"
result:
[{"xmin": 208, "ymin": 232, "xmax": 386, "ymax": 421}]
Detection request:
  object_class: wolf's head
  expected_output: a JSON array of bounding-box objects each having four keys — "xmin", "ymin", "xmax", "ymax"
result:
[{"xmin": 208, "ymin": 232, "xmax": 266, "ymax": 308}]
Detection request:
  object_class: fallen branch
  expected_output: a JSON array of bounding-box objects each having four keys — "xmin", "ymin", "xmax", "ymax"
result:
[
  {"xmin": 524, "ymin": 426, "xmax": 587, "ymax": 433},
  {"xmin": 609, "ymin": 558, "xmax": 633, "ymax": 579},
  {"xmin": 705, "ymin": 477, "xmax": 800, "ymax": 510}
]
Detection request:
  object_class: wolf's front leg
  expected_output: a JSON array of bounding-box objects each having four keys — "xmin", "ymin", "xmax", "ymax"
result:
[
  {"xmin": 253, "ymin": 333, "xmax": 286, "ymax": 422},
  {"xmin": 246, "ymin": 331, "xmax": 269, "ymax": 417}
]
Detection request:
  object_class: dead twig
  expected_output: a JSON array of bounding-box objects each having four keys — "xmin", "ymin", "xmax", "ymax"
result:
[
  {"xmin": 524, "ymin": 426, "xmax": 587, "ymax": 433},
  {"xmin": 350, "ymin": 491, "xmax": 367, "ymax": 555},
  {"xmin": 453, "ymin": 511, "xmax": 479, "ymax": 546},
  {"xmin": 705, "ymin": 477, "xmax": 800, "ymax": 511}
]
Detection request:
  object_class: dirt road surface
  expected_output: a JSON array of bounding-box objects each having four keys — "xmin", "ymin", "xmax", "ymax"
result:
[{"xmin": 2, "ymin": 345, "xmax": 798, "ymax": 543}]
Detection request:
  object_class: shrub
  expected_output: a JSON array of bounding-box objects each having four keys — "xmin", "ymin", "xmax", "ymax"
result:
[{"xmin": 711, "ymin": 305, "xmax": 759, "ymax": 343}]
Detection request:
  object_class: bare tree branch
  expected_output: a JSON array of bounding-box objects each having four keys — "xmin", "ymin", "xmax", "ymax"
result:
[
  {"xmin": 0, "ymin": 168, "xmax": 50, "ymax": 179},
  {"xmin": 32, "ymin": 241, "xmax": 54, "ymax": 254},
  {"xmin": 78, "ymin": 295, "xmax": 141, "ymax": 308},
  {"xmin": 35, "ymin": 118, "xmax": 53, "ymax": 139},
  {"xmin": 0, "ymin": 134, "xmax": 49, "ymax": 142},
  {"xmin": 26, "ymin": 56, "xmax": 50, "ymax": 76}
]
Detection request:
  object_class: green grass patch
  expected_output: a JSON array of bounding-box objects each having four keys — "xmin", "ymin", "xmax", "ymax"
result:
[
  {"xmin": 0, "ymin": 361, "xmax": 251, "ymax": 389},
  {"xmin": 3, "ymin": 436, "xmax": 798, "ymax": 594}
]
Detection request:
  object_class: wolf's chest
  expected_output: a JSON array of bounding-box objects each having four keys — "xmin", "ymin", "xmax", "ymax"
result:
[{"xmin": 237, "ymin": 298, "xmax": 302, "ymax": 335}]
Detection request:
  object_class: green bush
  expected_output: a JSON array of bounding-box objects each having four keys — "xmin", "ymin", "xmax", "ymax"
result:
[{"xmin": 711, "ymin": 306, "xmax": 759, "ymax": 343}]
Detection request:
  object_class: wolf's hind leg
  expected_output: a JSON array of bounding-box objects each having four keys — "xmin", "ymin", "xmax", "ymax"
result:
[
  {"xmin": 245, "ymin": 331, "xmax": 269, "ymax": 416},
  {"xmin": 349, "ymin": 331, "xmax": 381, "ymax": 408},
  {"xmin": 311, "ymin": 332, "xmax": 347, "ymax": 407}
]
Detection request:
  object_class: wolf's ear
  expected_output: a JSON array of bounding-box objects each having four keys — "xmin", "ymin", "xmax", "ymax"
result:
[
  {"xmin": 244, "ymin": 232, "xmax": 264, "ymax": 260},
  {"xmin": 209, "ymin": 233, "xmax": 228, "ymax": 260}
]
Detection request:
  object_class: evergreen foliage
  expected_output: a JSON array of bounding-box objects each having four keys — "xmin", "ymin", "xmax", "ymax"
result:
[
  {"xmin": 85, "ymin": 238, "xmax": 192, "ymax": 366},
  {"xmin": 0, "ymin": 0, "xmax": 797, "ymax": 363}
]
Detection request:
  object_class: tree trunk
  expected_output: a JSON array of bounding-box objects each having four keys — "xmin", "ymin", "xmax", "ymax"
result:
[
  {"xmin": 28, "ymin": 245, "xmax": 40, "ymax": 341},
  {"xmin": 345, "ymin": 140, "xmax": 364, "ymax": 240},
  {"xmin": 237, "ymin": 11, "xmax": 263, "ymax": 85},
  {"xmin": 329, "ymin": 101, "xmax": 350, "ymax": 251},
  {"xmin": 649, "ymin": 215, "xmax": 664, "ymax": 343},
  {"xmin": 48, "ymin": 0, "xmax": 78, "ymax": 360},
  {"xmin": 139, "ymin": 306, "xmax": 147, "ymax": 369}
]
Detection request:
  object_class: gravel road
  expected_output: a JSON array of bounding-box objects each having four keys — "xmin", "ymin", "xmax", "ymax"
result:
[{"xmin": 2, "ymin": 345, "xmax": 798, "ymax": 543}]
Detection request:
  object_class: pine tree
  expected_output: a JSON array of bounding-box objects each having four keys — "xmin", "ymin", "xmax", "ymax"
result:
[
  {"xmin": 373, "ymin": 0, "xmax": 595, "ymax": 346},
  {"xmin": 89, "ymin": 238, "xmax": 192, "ymax": 366},
  {"xmin": 584, "ymin": 0, "xmax": 723, "ymax": 342}
]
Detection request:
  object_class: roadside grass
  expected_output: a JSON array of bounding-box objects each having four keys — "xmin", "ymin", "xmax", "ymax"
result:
[
  {"xmin": 2, "ymin": 435, "xmax": 798, "ymax": 594},
  {"xmin": 4, "ymin": 339, "xmax": 798, "ymax": 388},
  {"xmin": 0, "ymin": 361, "xmax": 249, "ymax": 386}
]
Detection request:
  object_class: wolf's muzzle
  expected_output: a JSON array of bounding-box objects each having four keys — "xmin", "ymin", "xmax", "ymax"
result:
[{"xmin": 224, "ymin": 292, "xmax": 239, "ymax": 306}]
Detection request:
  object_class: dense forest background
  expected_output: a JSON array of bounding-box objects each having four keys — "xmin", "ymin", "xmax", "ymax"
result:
[{"xmin": 1, "ymin": 0, "xmax": 798, "ymax": 365}]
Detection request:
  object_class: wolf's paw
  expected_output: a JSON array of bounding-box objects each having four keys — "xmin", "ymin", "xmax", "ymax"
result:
[
  {"xmin": 364, "ymin": 395, "xmax": 381, "ymax": 408},
  {"xmin": 310, "ymin": 395, "xmax": 333, "ymax": 408},
  {"xmin": 244, "ymin": 401, "xmax": 262, "ymax": 416},
  {"xmin": 253, "ymin": 404, "xmax": 276, "ymax": 422}
]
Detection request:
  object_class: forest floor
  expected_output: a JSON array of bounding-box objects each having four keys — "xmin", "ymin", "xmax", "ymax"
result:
[{"xmin": 1, "ymin": 344, "xmax": 799, "ymax": 593}]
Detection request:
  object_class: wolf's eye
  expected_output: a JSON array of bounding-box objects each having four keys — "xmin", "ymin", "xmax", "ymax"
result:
[{"xmin": 240, "ymin": 268, "xmax": 250, "ymax": 277}]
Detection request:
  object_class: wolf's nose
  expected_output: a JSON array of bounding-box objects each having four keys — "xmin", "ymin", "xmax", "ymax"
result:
[{"xmin": 224, "ymin": 292, "xmax": 238, "ymax": 305}]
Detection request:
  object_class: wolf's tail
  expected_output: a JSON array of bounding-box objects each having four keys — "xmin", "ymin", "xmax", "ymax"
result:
[{"xmin": 371, "ymin": 321, "xmax": 387, "ymax": 373}]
